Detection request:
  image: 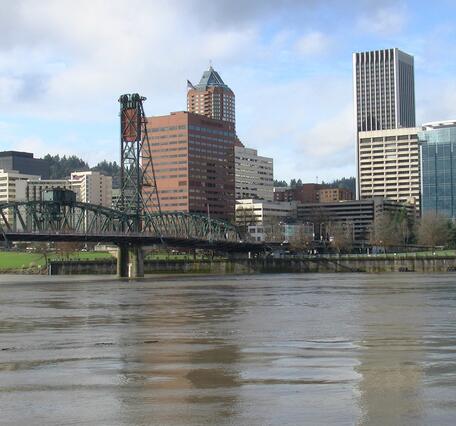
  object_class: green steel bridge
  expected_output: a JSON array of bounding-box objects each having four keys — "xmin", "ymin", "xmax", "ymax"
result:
[
  {"xmin": 0, "ymin": 200, "xmax": 259, "ymax": 264},
  {"xmin": 0, "ymin": 93, "xmax": 260, "ymax": 277},
  {"xmin": 0, "ymin": 199, "xmax": 248, "ymax": 246}
]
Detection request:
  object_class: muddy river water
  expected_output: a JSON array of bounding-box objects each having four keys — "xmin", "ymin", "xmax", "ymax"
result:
[{"xmin": 1, "ymin": 273, "xmax": 455, "ymax": 425}]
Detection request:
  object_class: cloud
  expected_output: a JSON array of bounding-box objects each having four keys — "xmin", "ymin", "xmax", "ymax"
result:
[
  {"xmin": 357, "ymin": 4, "xmax": 408, "ymax": 36},
  {"xmin": 0, "ymin": 0, "xmax": 453, "ymax": 182},
  {"xmin": 238, "ymin": 72, "xmax": 355, "ymax": 181},
  {"xmin": 417, "ymin": 77, "xmax": 456, "ymax": 124},
  {"xmin": 295, "ymin": 32, "xmax": 330, "ymax": 56}
]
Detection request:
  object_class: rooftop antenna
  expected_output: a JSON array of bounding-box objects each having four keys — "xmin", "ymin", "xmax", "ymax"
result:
[{"xmin": 209, "ymin": 59, "xmax": 213, "ymax": 69}]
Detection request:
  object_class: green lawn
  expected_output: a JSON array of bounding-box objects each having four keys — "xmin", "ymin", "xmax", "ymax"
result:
[
  {"xmin": 0, "ymin": 251, "xmax": 114, "ymax": 270},
  {"xmin": 0, "ymin": 252, "xmax": 45, "ymax": 270}
]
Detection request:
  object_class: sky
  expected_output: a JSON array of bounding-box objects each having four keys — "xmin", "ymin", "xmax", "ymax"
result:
[{"xmin": 1, "ymin": 0, "xmax": 456, "ymax": 183}]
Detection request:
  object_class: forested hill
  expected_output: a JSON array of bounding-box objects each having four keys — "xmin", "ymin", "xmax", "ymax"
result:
[
  {"xmin": 273, "ymin": 177, "xmax": 356, "ymax": 194},
  {"xmin": 44, "ymin": 155, "xmax": 120, "ymax": 188}
]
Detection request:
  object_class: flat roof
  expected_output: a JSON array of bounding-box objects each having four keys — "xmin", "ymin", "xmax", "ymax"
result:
[
  {"xmin": 422, "ymin": 120, "xmax": 456, "ymax": 130},
  {"xmin": 0, "ymin": 151, "xmax": 34, "ymax": 158}
]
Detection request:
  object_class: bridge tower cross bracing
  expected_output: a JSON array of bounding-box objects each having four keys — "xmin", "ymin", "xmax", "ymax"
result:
[{"xmin": 118, "ymin": 93, "xmax": 160, "ymax": 232}]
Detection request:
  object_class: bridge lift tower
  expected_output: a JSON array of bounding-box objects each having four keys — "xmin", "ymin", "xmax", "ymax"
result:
[{"xmin": 117, "ymin": 93, "xmax": 160, "ymax": 277}]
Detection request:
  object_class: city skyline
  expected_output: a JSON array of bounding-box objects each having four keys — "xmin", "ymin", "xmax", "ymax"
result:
[{"xmin": 1, "ymin": 1, "xmax": 456, "ymax": 183}]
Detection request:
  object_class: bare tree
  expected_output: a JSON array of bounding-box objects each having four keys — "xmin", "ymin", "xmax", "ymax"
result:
[
  {"xmin": 369, "ymin": 213, "xmax": 400, "ymax": 249},
  {"xmin": 303, "ymin": 207, "xmax": 330, "ymax": 241},
  {"xmin": 235, "ymin": 206, "xmax": 258, "ymax": 236},
  {"xmin": 55, "ymin": 241, "xmax": 83, "ymax": 260},
  {"xmin": 31, "ymin": 242, "xmax": 53, "ymax": 266},
  {"xmin": 264, "ymin": 217, "xmax": 284, "ymax": 242},
  {"xmin": 289, "ymin": 224, "xmax": 313, "ymax": 252},
  {"xmin": 327, "ymin": 221, "xmax": 353, "ymax": 253},
  {"xmin": 416, "ymin": 213, "xmax": 450, "ymax": 248},
  {"xmin": 369, "ymin": 208, "xmax": 416, "ymax": 250}
]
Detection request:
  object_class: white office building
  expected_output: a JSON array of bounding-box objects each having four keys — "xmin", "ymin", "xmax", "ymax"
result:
[
  {"xmin": 70, "ymin": 171, "xmax": 112, "ymax": 207},
  {"xmin": 235, "ymin": 146, "xmax": 273, "ymax": 201},
  {"xmin": 358, "ymin": 127, "xmax": 421, "ymax": 209},
  {"xmin": 0, "ymin": 169, "xmax": 40, "ymax": 203}
]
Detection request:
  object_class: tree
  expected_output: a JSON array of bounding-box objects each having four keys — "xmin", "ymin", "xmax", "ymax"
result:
[
  {"xmin": 43, "ymin": 154, "xmax": 120, "ymax": 188},
  {"xmin": 44, "ymin": 154, "xmax": 89, "ymax": 179},
  {"xmin": 273, "ymin": 180, "xmax": 288, "ymax": 187},
  {"xmin": 235, "ymin": 205, "xmax": 258, "ymax": 236},
  {"xmin": 263, "ymin": 217, "xmax": 284, "ymax": 242},
  {"xmin": 288, "ymin": 224, "xmax": 313, "ymax": 251},
  {"xmin": 369, "ymin": 213, "xmax": 399, "ymax": 249},
  {"xmin": 92, "ymin": 160, "xmax": 121, "ymax": 189},
  {"xmin": 304, "ymin": 207, "xmax": 330, "ymax": 241},
  {"xmin": 416, "ymin": 213, "xmax": 451, "ymax": 248},
  {"xmin": 31, "ymin": 242, "xmax": 53, "ymax": 269},
  {"xmin": 369, "ymin": 209, "xmax": 415, "ymax": 250},
  {"xmin": 327, "ymin": 221, "xmax": 353, "ymax": 253},
  {"xmin": 55, "ymin": 242, "xmax": 84, "ymax": 260}
]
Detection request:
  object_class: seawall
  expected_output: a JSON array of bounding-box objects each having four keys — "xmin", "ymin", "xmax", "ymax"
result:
[{"xmin": 47, "ymin": 255, "xmax": 456, "ymax": 275}]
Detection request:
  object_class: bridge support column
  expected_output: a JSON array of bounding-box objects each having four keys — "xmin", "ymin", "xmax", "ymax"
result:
[
  {"xmin": 128, "ymin": 245, "xmax": 144, "ymax": 278},
  {"xmin": 117, "ymin": 244, "xmax": 129, "ymax": 278},
  {"xmin": 117, "ymin": 244, "xmax": 144, "ymax": 278}
]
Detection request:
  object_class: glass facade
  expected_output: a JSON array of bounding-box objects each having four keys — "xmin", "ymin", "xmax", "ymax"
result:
[{"xmin": 419, "ymin": 125, "xmax": 456, "ymax": 218}]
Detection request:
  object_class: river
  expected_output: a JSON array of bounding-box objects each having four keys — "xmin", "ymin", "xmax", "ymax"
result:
[{"xmin": 0, "ymin": 273, "xmax": 455, "ymax": 425}]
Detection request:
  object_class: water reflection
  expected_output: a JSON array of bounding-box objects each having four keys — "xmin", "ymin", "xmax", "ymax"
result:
[
  {"xmin": 356, "ymin": 280, "xmax": 425, "ymax": 425},
  {"xmin": 113, "ymin": 281, "xmax": 242, "ymax": 425}
]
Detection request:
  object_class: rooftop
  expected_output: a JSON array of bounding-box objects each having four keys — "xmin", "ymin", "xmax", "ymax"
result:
[
  {"xmin": 193, "ymin": 66, "xmax": 231, "ymax": 91},
  {"xmin": 422, "ymin": 120, "xmax": 456, "ymax": 130},
  {"xmin": 0, "ymin": 151, "xmax": 34, "ymax": 158}
]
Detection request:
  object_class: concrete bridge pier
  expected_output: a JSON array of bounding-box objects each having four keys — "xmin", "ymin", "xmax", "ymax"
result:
[{"xmin": 117, "ymin": 244, "xmax": 144, "ymax": 278}]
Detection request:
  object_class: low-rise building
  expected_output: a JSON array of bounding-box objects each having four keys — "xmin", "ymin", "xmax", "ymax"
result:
[
  {"xmin": 16, "ymin": 178, "xmax": 80, "ymax": 202},
  {"xmin": 274, "ymin": 184, "xmax": 322, "ymax": 203},
  {"xmin": 15, "ymin": 171, "xmax": 112, "ymax": 208},
  {"xmin": 0, "ymin": 151, "xmax": 49, "ymax": 179},
  {"xmin": 274, "ymin": 184, "xmax": 353, "ymax": 203},
  {"xmin": 0, "ymin": 169, "xmax": 41, "ymax": 204},
  {"xmin": 235, "ymin": 199, "xmax": 297, "ymax": 241},
  {"xmin": 318, "ymin": 187, "xmax": 354, "ymax": 203},
  {"xmin": 297, "ymin": 198, "xmax": 415, "ymax": 242}
]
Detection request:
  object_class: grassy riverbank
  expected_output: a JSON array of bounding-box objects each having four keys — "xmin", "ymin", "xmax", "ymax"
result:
[{"xmin": 0, "ymin": 251, "xmax": 114, "ymax": 271}]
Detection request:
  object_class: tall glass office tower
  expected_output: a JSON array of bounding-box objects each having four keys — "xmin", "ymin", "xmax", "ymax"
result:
[{"xmin": 419, "ymin": 121, "xmax": 456, "ymax": 218}]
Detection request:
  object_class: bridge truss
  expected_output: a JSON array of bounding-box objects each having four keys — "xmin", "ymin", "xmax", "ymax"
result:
[{"xmin": 0, "ymin": 200, "xmax": 243, "ymax": 246}]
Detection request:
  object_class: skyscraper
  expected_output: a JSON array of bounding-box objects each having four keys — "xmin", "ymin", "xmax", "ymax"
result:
[
  {"xmin": 353, "ymin": 48, "xmax": 416, "ymax": 132},
  {"xmin": 353, "ymin": 48, "xmax": 417, "ymax": 200},
  {"xmin": 145, "ymin": 111, "xmax": 236, "ymax": 220},
  {"xmin": 419, "ymin": 120, "xmax": 456, "ymax": 219},
  {"xmin": 187, "ymin": 65, "xmax": 235, "ymax": 126}
]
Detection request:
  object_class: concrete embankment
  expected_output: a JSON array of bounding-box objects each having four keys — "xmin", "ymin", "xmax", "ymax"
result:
[{"xmin": 46, "ymin": 255, "xmax": 456, "ymax": 275}]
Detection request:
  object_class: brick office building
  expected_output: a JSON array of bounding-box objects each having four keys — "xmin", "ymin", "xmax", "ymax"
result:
[
  {"xmin": 145, "ymin": 111, "xmax": 236, "ymax": 220},
  {"xmin": 274, "ymin": 184, "xmax": 353, "ymax": 203}
]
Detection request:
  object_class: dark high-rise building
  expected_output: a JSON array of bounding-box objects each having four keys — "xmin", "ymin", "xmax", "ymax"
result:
[
  {"xmin": 353, "ymin": 48, "xmax": 416, "ymax": 132},
  {"xmin": 187, "ymin": 66, "xmax": 235, "ymax": 127},
  {"xmin": 0, "ymin": 151, "xmax": 49, "ymax": 178},
  {"xmin": 145, "ymin": 111, "xmax": 236, "ymax": 220}
]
